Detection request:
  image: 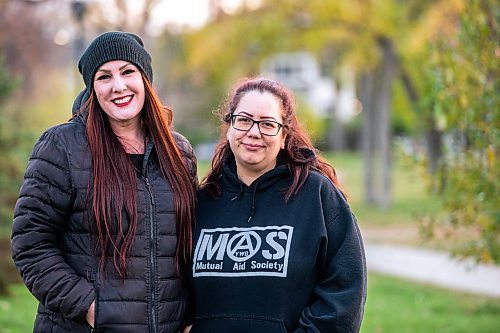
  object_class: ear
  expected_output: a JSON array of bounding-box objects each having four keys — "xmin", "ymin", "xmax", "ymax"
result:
[{"xmin": 281, "ymin": 134, "xmax": 287, "ymax": 149}]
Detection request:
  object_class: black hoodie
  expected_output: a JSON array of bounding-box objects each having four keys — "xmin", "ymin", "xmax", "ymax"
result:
[{"xmin": 190, "ymin": 159, "xmax": 367, "ymax": 333}]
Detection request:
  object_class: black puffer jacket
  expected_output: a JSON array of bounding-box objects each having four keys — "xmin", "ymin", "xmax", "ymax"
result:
[{"xmin": 11, "ymin": 112, "xmax": 197, "ymax": 333}]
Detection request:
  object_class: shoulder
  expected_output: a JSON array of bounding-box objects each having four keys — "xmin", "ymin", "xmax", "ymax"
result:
[
  {"xmin": 33, "ymin": 121, "xmax": 85, "ymax": 152},
  {"xmin": 171, "ymin": 130, "xmax": 197, "ymax": 179},
  {"xmin": 171, "ymin": 131, "xmax": 193, "ymax": 153},
  {"xmin": 25, "ymin": 124, "xmax": 82, "ymax": 190},
  {"xmin": 40, "ymin": 121, "xmax": 86, "ymax": 146},
  {"xmin": 171, "ymin": 130, "xmax": 196, "ymax": 161},
  {"xmin": 196, "ymin": 186, "xmax": 213, "ymax": 201},
  {"xmin": 308, "ymin": 170, "xmax": 345, "ymax": 197},
  {"xmin": 29, "ymin": 122, "xmax": 88, "ymax": 172},
  {"xmin": 305, "ymin": 170, "xmax": 349, "ymax": 213}
]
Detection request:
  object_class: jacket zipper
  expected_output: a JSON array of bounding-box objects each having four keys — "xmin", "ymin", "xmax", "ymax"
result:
[
  {"xmin": 87, "ymin": 265, "xmax": 98, "ymax": 332},
  {"xmin": 145, "ymin": 176, "xmax": 157, "ymax": 333}
]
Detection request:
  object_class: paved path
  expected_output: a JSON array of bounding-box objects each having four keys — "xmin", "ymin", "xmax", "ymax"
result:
[{"xmin": 364, "ymin": 242, "xmax": 500, "ymax": 298}]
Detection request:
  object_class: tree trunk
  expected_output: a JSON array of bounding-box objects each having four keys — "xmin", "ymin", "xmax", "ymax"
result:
[
  {"xmin": 399, "ymin": 62, "xmax": 443, "ymax": 177},
  {"xmin": 327, "ymin": 106, "xmax": 346, "ymax": 152},
  {"xmin": 358, "ymin": 37, "xmax": 397, "ymax": 208},
  {"xmin": 359, "ymin": 71, "xmax": 376, "ymax": 204},
  {"xmin": 424, "ymin": 126, "xmax": 443, "ymax": 175},
  {"xmin": 375, "ymin": 37, "xmax": 397, "ymax": 208}
]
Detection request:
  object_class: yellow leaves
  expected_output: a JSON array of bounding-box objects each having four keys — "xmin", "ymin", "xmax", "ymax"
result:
[
  {"xmin": 459, "ymin": 95, "xmax": 468, "ymax": 108},
  {"xmin": 185, "ymin": 0, "xmax": 466, "ymax": 79},
  {"xmin": 343, "ymin": 40, "xmax": 381, "ymax": 71},
  {"xmin": 450, "ymin": 0, "xmax": 466, "ymax": 12},
  {"xmin": 486, "ymin": 146, "xmax": 496, "ymax": 169},
  {"xmin": 370, "ymin": 0, "xmax": 404, "ymax": 36},
  {"xmin": 185, "ymin": 24, "xmax": 229, "ymax": 69},
  {"xmin": 479, "ymin": 250, "xmax": 493, "ymax": 263},
  {"xmin": 185, "ymin": 8, "xmax": 293, "ymax": 80},
  {"xmin": 407, "ymin": 0, "xmax": 465, "ymax": 51}
]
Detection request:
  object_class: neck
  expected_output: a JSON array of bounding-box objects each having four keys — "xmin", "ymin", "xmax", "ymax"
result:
[
  {"xmin": 237, "ymin": 171, "xmax": 258, "ymax": 186},
  {"xmin": 112, "ymin": 122, "xmax": 146, "ymax": 154}
]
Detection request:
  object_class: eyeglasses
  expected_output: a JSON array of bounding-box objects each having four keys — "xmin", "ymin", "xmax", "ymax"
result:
[{"xmin": 230, "ymin": 114, "xmax": 284, "ymax": 136}]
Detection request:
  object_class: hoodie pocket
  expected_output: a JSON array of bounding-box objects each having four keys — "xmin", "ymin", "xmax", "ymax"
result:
[{"xmin": 191, "ymin": 315, "xmax": 287, "ymax": 333}]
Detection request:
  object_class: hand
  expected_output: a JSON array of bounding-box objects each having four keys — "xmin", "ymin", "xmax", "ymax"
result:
[
  {"xmin": 183, "ymin": 324, "xmax": 192, "ymax": 333},
  {"xmin": 86, "ymin": 300, "xmax": 95, "ymax": 328}
]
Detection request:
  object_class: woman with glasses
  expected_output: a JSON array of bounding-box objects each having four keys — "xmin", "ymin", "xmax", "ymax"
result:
[{"xmin": 187, "ymin": 78, "xmax": 366, "ymax": 333}]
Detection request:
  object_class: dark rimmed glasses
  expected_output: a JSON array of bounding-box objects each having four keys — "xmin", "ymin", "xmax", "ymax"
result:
[{"xmin": 230, "ymin": 114, "xmax": 284, "ymax": 136}]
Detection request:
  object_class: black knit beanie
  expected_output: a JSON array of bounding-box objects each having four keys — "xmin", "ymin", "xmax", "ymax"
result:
[{"xmin": 78, "ymin": 31, "xmax": 153, "ymax": 88}]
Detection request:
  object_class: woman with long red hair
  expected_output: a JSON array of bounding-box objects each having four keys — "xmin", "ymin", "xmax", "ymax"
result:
[{"xmin": 12, "ymin": 31, "xmax": 196, "ymax": 332}]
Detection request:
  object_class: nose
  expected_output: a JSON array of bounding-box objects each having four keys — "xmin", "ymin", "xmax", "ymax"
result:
[
  {"xmin": 112, "ymin": 77, "xmax": 127, "ymax": 93},
  {"xmin": 246, "ymin": 121, "xmax": 261, "ymax": 137}
]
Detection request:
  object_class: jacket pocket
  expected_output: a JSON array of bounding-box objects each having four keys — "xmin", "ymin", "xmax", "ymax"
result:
[
  {"xmin": 34, "ymin": 311, "xmax": 90, "ymax": 333},
  {"xmin": 191, "ymin": 315, "xmax": 287, "ymax": 333}
]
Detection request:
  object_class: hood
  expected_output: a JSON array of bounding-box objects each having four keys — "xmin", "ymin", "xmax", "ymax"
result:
[
  {"xmin": 222, "ymin": 157, "xmax": 291, "ymax": 223},
  {"xmin": 71, "ymin": 88, "xmax": 90, "ymax": 123}
]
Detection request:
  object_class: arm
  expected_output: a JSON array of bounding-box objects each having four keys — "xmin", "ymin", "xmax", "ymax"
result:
[
  {"xmin": 11, "ymin": 130, "xmax": 95, "ymax": 321},
  {"xmin": 295, "ymin": 207, "xmax": 367, "ymax": 333}
]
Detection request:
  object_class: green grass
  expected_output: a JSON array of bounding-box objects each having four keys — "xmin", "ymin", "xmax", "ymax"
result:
[
  {"xmin": 0, "ymin": 285, "xmax": 37, "ymax": 333},
  {"xmin": 325, "ymin": 151, "xmax": 441, "ymax": 227},
  {"xmin": 362, "ymin": 273, "xmax": 500, "ymax": 333},
  {"xmin": 1, "ymin": 274, "xmax": 498, "ymax": 333},
  {"xmin": 197, "ymin": 159, "xmax": 210, "ymax": 180}
]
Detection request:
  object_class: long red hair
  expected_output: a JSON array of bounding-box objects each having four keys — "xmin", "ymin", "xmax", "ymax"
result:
[
  {"xmin": 202, "ymin": 77, "xmax": 345, "ymax": 200},
  {"xmin": 85, "ymin": 73, "xmax": 196, "ymax": 278}
]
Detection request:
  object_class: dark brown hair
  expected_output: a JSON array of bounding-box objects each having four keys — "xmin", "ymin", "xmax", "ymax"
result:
[
  {"xmin": 202, "ymin": 77, "xmax": 345, "ymax": 200},
  {"xmin": 85, "ymin": 73, "xmax": 196, "ymax": 278}
]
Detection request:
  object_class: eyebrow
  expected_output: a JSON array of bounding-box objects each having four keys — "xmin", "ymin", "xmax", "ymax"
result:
[
  {"xmin": 236, "ymin": 111, "xmax": 278, "ymax": 121},
  {"xmin": 96, "ymin": 63, "xmax": 132, "ymax": 73}
]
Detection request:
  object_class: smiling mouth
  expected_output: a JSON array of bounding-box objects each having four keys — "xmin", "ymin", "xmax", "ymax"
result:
[
  {"xmin": 112, "ymin": 95, "xmax": 133, "ymax": 107},
  {"xmin": 243, "ymin": 143, "xmax": 264, "ymax": 150}
]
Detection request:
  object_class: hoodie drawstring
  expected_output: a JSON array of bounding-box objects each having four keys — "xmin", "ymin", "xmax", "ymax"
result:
[
  {"xmin": 229, "ymin": 182, "xmax": 259, "ymax": 223},
  {"xmin": 247, "ymin": 183, "xmax": 259, "ymax": 223},
  {"xmin": 230, "ymin": 184, "xmax": 244, "ymax": 201}
]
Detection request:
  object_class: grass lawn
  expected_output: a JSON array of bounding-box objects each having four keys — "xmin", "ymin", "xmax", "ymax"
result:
[
  {"xmin": 1, "ymin": 273, "xmax": 499, "ymax": 333},
  {"xmin": 0, "ymin": 284, "xmax": 37, "ymax": 333},
  {"xmin": 362, "ymin": 273, "xmax": 500, "ymax": 333},
  {"xmin": 324, "ymin": 151, "xmax": 441, "ymax": 226},
  {"xmin": 325, "ymin": 152, "xmax": 442, "ymax": 248}
]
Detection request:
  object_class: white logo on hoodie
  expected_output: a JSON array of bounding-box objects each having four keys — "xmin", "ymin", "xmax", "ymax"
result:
[{"xmin": 193, "ymin": 226, "xmax": 294, "ymax": 277}]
